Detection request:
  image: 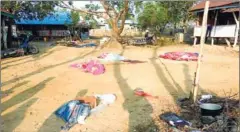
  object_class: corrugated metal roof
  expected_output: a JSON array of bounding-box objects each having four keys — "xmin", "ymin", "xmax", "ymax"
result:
[
  {"xmin": 190, "ymin": 0, "xmax": 237, "ymax": 11},
  {"xmin": 15, "ymin": 11, "xmax": 72, "ymax": 25}
]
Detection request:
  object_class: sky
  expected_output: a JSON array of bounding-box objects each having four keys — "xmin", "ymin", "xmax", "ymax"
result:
[
  {"xmin": 73, "ymin": 1, "xmax": 101, "ymax": 8},
  {"xmin": 57, "ymin": 1, "xmax": 137, "ymax": 24}
]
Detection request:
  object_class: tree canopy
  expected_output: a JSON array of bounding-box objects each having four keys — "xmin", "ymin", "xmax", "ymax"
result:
[
  {"xmin": 137, "ymin": 2, "xmax": 168, "ymax": 31},
  {"xmin": 1, "ymin": 1, "xmax": 59, "ymax": 20},
  {"xmin": 157, "ymin": 1, "xmax": 195, "ymax": 28},
  {"xmin": 137, "ymin": 1, "xmax": 195, "ymax": 33}
]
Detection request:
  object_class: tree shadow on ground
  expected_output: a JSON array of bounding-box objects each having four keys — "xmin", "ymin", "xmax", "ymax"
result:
[
  {"xmin": 1, "ymin": 56, "xmax": 31, "ymax": 65},
  {"xmin": 2, "ymin": 48, "xmax": 97, "ymax": 87},
  {"xmin": 151, "ymin": 48, "xmax": 215, "ymax": 102},
  {"xmin": 1, "ymin": 81, "xmax": 30, "ymax": 98},
  {"xmin": 1, "ymin": 46, "xmax": 64, "ymax": 70},
  {"xmin": 182, "ymin": 63, "xmax": 216, "ymax": 96},
  {"xmin": 1, "ymin": 42, "xmax": 55, "ymax": 68},
  {"xmin": 37, "ymin": 89, "xmax": 88, "ymax": 132},
  {"xmin": 1, "ymin": 77, "xmax": 54, "ymax": 112},
  {"xmin": 150, "ymin": 47, "xmax": 187, "ymax": 101},
  {"xmin": 2, "ymin": 98, "xmax": 38, "ymax": 132},
  {"xmin": 113, "ymin": 48, "xmax": 158, "ymax": 132}
]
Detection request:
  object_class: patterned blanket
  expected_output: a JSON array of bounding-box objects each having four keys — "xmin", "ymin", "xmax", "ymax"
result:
[{"xmin": 159, "ymin": 52, "xmax": 199, "ymax": 61}]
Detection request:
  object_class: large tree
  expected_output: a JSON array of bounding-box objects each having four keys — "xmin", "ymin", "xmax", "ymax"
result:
[
  {"xmin": 1, "ymin": 1, "xmax": 58, "ymax": 48},
  {"xmin": 59, "ymin": 0, "xmax": 131, "ymax": 42}
]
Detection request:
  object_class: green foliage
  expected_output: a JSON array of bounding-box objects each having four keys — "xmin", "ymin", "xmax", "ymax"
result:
[
  {"xmin": 71, "ymin": 10, "xmax": 80, "ymax": 26},
  {"xmin": 1, "ymin": 1, "xmax": 59, "ymax": 20},
  {"xmin": 138, "ymin": 2, "xmax": 168, "ymax": 31},
  {"xmin": 84, "ymin": 4, "xmax": 100, "ymax": 28},
  {"xmin": 157, "ymin": 1, "xmax": 195, "ymax": 26}
]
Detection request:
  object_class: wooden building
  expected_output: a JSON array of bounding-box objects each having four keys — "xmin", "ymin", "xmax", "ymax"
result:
[
  {"xmin": 15, "ymin": 11, "xmax": 72, "ymax": 40},
  {"xmin": 1, "ymin": 9, "xmax": 15, "ymax": 49},
  {"xmin": 191, "ymin": 1, "xmax": 239, "ymax": 47}
]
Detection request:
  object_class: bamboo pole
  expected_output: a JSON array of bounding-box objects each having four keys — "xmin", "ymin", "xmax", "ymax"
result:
[{"xmin": 192, "ymin": 1, "xmax": 210, "ymax": 103}]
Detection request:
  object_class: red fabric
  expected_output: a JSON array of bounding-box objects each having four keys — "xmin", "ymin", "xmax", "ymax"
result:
[{"xmin": 134, "ymin": 90, "xmax": 158, "ymax": 99}]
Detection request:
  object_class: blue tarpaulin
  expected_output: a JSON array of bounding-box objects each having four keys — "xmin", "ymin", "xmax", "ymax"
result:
[{"xmin": 15, "ymin": 11, "xmax": 72, "ymax": 25}]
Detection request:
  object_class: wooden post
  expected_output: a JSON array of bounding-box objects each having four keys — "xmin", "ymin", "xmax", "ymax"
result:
[
  {"xmin": 2, "ymin": 18, "xmax": 8, "ymax": 49},
  {"xmin": 225, "ymin": 38, "xmax": 231, "ymax": 47},
  {"xmin": 194, "ymin": 37, "xmax": 197, "ymax": 45},
  {"xmin": 212, "ymin": 11, "xmax": 218, "ymax": 46},
  {"xmin": 211, "ymin": 38, "xmax": 214, "ymax": 45},
  {"xmin": 233, "ymin": 12, "xmax": 239, "ymax": 47},
  {"xmin": 192, "ymin": 1, "xmax": 210, "ymax": 103}
]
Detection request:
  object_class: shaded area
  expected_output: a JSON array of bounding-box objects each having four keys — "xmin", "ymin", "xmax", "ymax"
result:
[
  {"xmin": 31, "ymin": 43, "xmax": 60, "ymax": 59},
  {"xmin": 151, "ymin": 48, "xmax": 214, "ymax": 102},
  {"xmin": 1, "ymin": 45, "xmax": 63, "ymax": 70},
  {"xmin": 75, "ymin": 89, "xmax": 88, "ymax": 98},
  {"xmin": 2, "ymin": 77, "xmax": 54, "ymax": 112},
  {"xmin": 159, "ymin": 59, "xmax": 185, "ymax": 95},
  {"xmin": 37, "ymin": 114, "xmax": 64, "ymax": 132},
  {"xmin": 1, "ymin": 81, "xmax": 29, "ymax": 98},
  {"xmin": 113, "ymin": 48, "xmax": 158, "ymax": 132},
  {"xmin": 182, "ymin": 63, "xmax": 216, "ymax": 96},
  {"xmin": 150, "ymin": 47, "xmax": 187, "ymax": 101},
  {"xmin": 1, "ymin": 53, "xmax": 50, "ymax": 70},
  {"xmin": 2, "ymin": 48, "xmax": 97, "ymax": 87},
  {"xmin": 182, "ymin": 63, "xmax": 193, "ymax": 93},
  {"xmin": 2, "ymin": 98, "xmax": 38, "ymax": 132},
  {"xmin": 1, "ymin": 56, "xmax": 31, "ymax": 65},
  {"xmin": 38, "ymin": 89, "xmax": 88, "ymax": 132}
]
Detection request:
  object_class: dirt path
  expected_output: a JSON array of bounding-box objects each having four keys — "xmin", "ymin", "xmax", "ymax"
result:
[{"xmin": 1, "ymin": 44, "xmax": 239, "ymax": 132}]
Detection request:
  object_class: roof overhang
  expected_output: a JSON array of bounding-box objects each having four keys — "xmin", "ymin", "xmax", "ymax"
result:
[
  {"xmin": 222, "ymin": 8, "xmax": 240, "ymax": 13},
  {"xmin": 192, "ymin": 5, "xmax": 239, "ymax": 13},
  {"xmin": 190, "ymin": 1, "xmax": 239, "ymax": 12}
]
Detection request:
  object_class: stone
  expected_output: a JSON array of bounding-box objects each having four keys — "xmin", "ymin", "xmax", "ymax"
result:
[{"xmin": 201, "ymin": 116, "xmax": 216, "ymax": 124}]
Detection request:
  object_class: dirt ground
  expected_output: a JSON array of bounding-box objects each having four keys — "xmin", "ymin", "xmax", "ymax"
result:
[{"xmin": 1, "ymin": 43, "xmax": 239, "ymax": 132}]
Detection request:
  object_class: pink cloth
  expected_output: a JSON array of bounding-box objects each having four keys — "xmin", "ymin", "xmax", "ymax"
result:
[
  {"xmin": 159, "ymin": 52, "xmax": 199, "ymax": 61},
  {"xmin": 70, "ymin": 63, "xmax": 81, "ymax": 68},
  {"xmin": 71, "ymin": 60, "xmax": 105, "ymax": 75}
]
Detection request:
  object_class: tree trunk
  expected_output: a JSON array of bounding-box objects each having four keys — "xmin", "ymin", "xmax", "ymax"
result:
[
  {"xmin": 174, "ymin": 23, "xmax": 177, "ymax": 35},
  {"xmin": 183, "ymin": 20, "xmax": 188, "ymax": 33},
  {"xmin": 110, "ymin": 19, "xmax": 122, "ymax": 41}
]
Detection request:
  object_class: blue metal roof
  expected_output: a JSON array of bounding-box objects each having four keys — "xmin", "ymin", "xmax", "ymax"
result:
[{"xmin": 15, "ymin": 11, "xmax": 72, "ymax": 25}]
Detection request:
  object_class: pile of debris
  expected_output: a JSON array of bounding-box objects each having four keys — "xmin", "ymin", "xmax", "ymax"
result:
[{"xmin": 159, "ymin": 94, "xmax": 240, "ymax": 132}]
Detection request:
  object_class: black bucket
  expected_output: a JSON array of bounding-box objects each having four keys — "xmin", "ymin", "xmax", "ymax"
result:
[{"xmin": 200, "ymin": 103, "xmax": 222, "ymax": 117}]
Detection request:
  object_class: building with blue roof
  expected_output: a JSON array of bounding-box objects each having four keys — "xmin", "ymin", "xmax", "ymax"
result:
[
  {"xmin": 15, "ymin": 11, "xmax": 72, "ymax": 25},
  {"xmin": 15, "ymin": 11, "xmax": 74, "ymax": 39}
]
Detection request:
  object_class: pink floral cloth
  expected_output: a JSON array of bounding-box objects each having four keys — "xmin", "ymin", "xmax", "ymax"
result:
[
  {"xmin": 70, "ymin": 60, "xmax": 105, "ymax": 75},
  {"xmin": 159, "ymin": 52, "xmax": 199, "ymax": 61}
]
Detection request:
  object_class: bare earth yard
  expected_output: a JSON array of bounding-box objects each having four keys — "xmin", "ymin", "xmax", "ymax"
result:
[{"xmin": 1, "ymin": 44, "xmax": 239, "ymax": 132}]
